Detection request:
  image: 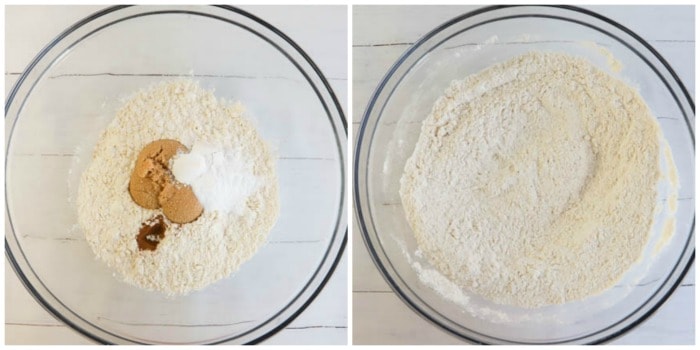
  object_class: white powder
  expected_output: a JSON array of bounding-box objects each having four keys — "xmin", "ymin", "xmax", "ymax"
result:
[
  {"xmin": 400, "ymin": 52, "xmax": 667, "ymax": 308},
  {"xmin": 77, "ymin": 80, "xmax": 279, "ymax": 296},
  {"xmin": 172, "ymin": 142, "xmax": 260, "ymax": 215}
]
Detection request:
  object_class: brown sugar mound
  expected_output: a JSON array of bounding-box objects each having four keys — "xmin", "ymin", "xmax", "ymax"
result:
[
  {"xmin": 129, "ymin": 139, "xmax": 203, "ymax": 224},
  {"xmin": 159, "ymin": 182, "xmax": 203, "ymax": 224}
]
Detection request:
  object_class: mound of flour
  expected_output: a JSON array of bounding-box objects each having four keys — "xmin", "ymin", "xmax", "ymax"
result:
[
  {"xmin": 400, "ymin": 52, "xmax": 662, "ymax": 308},
  {"xmin": 77, "ymin": 80, "xmax": 279, "ymax": 295}
]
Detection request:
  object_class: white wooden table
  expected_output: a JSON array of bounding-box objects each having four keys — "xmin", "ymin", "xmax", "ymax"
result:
[
  {"xmin": 5, "ymin": 5, "xmax": 347, "ymax": 345},
  {"xmin": 352, "ymin": 5, "xmax": 695, "ymax": 345}
]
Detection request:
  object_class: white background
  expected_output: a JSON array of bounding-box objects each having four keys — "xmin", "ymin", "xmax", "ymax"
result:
[
  {"xmin": 352, "ymin": 5, "xmax": 695, "ymax": 345},
  {"xmin": 4, "ymin": 5, "xmax": 348, "ymax": 345}
]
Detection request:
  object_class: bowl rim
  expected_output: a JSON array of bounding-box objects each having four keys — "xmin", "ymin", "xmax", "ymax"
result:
[
  {"xmin": 354, "ymin": 4, "xmax": 695, "ymax": 345},
  {"xmin": 5, "ymin": 4, "xmax": 348, "ymax": 345}
]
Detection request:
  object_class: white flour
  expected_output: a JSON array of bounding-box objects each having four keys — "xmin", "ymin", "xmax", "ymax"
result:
[
  {"xmin": 400, "ymin": 52, "xmax": 665, "ymax": 308},
  {"xmin": 77, "ymin": 80, "xmax": 279, "ymax": 295}
]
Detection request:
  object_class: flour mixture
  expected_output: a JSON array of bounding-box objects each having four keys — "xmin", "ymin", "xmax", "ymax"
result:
[
  {"xmin": 400, "ymin": 52, "xmax": 667, "ymax": 308},
  {"xmin": 78, "ymin": 80, "xmax": 279, "ymax": 295}
]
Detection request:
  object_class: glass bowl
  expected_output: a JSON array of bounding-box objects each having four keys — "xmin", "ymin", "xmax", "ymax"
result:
[
  {"xmin": 354, "ymin": 5, "xmax": 694, "ymax": 345},
  {"xmin": 5, "ymin": 5, "xmax": 347, "ymax": 345}
]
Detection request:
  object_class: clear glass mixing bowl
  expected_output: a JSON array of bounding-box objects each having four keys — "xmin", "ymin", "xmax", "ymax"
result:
[
  {"xmin": 354, "ymin": 5, "xmax": 694, "ymax": 344},
  {"xmin": 6, "ymin": 5, "xmax": 347, "ymax": 344}
]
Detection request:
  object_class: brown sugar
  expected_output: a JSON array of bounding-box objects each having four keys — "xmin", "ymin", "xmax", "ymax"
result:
[
  {"xmin": 159, "ymin": 182, "xmax": 203, "ymax": 224},
  {"xmin": 129, "ymin": 139, "xmax": 186, "ymax": 209},
  {"xmin": 128, "ymin": 139, "xmax": 203, "ymax": 224}
]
